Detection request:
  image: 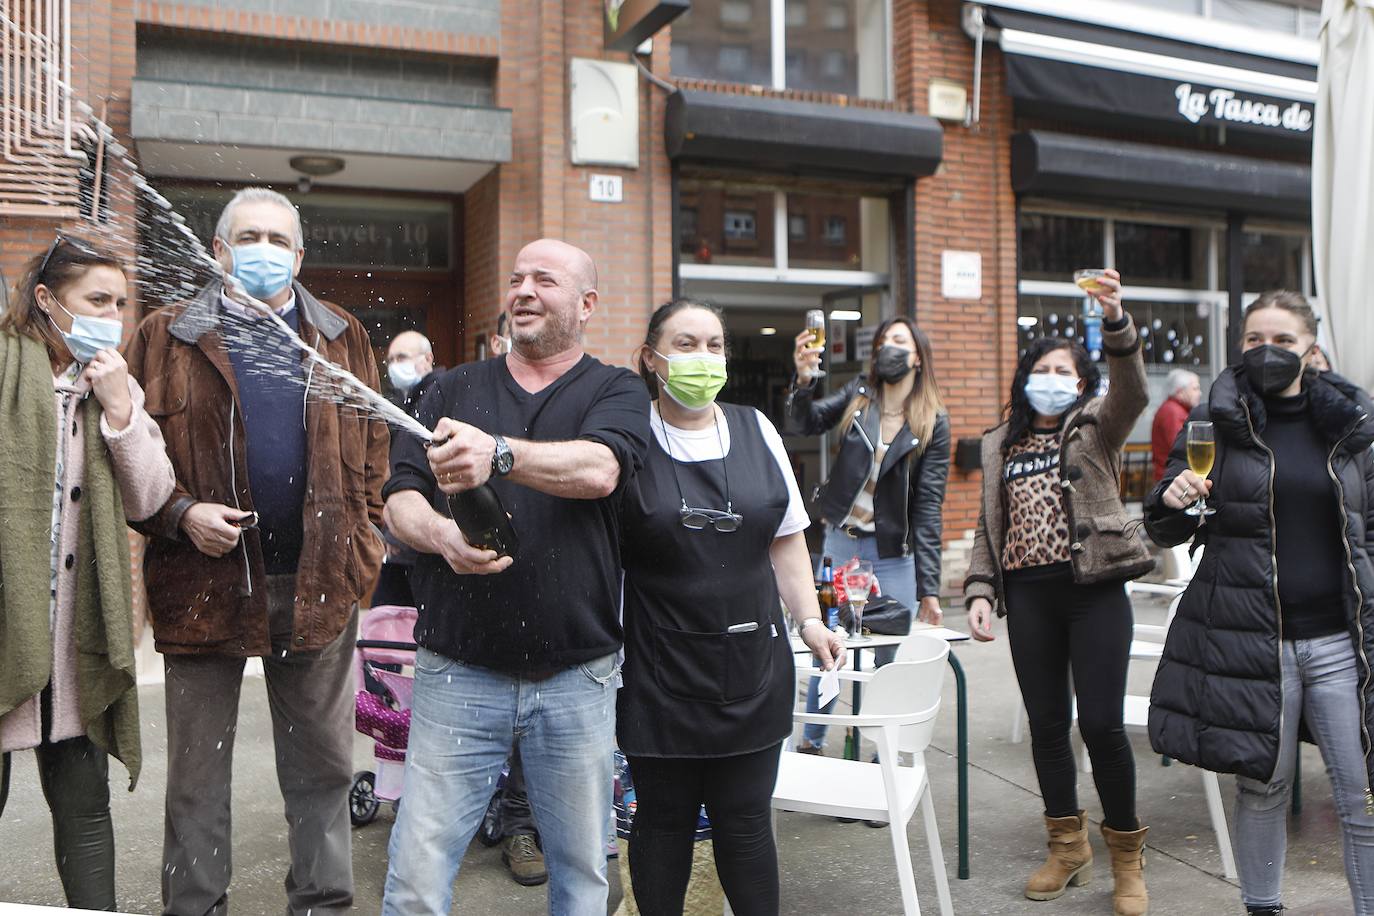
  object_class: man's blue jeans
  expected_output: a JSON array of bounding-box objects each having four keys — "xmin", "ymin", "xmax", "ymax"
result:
[
  {"xmin": 381, "ymin": 648, "xmax": 619, "ymax": 915},
  {"xmin": 1235, "ymin": 632, "xmax": 1374, "ymax": 915}
]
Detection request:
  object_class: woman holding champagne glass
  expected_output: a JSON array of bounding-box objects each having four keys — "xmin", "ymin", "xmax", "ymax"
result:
[
  {"xmin": 1146, "ymin": 290, "xmax": 1374, "ymax": 916},
  {"xmin": 964, "ymin": 269, "xmax": 1156, "ymax": 915},
  {"xmin": 786, "ymin": 312, "xmax": 951, "ymax": 757}
]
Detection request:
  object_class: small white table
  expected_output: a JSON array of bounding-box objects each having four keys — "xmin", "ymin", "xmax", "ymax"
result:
[{"xmin": 790, "ymin": 623, "xmax": 974, "ymax": 879}]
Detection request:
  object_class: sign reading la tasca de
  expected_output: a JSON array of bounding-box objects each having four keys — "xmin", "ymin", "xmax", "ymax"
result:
[{"xmin": 1174, "ymin": 82, "xmax": 1313, "ymax": 134}]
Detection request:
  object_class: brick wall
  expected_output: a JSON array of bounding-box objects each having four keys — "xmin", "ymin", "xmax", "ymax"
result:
[{"xmin": 464, "ymin": 0, "xmax": 674, "ymax": 366}]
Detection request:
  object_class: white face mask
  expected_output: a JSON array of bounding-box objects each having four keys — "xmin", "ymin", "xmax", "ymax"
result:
[
  {"xmin": 1024, "ymin": 373, "xmax": 1081, "ymax": 416},
  {"xmin": 388, "ymin": 361, "xmax": 421, "ymax": 391}
]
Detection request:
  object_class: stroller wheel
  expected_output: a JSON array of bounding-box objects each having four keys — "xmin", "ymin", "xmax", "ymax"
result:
[{"xmin": 350, "ymin": 771, "xmax": 380, "ymax": 827}]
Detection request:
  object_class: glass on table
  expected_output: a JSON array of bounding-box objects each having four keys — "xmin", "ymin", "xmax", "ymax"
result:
[{"xmin": 842, "ymin": 561, "xmax": 874, "ymax": 643}]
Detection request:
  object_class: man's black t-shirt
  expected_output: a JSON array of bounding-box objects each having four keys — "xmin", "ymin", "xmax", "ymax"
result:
[{"xmin": 383, "ymin": 354, "xmax": 650, "ymax": 673}]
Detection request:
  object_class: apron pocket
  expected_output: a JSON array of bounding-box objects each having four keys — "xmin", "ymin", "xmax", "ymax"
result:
[
  {"xmin": 724, "ymin": 625, "xmax": 775, "ymax": 703},
  {"xmin": 653, "ymin": 624, "xmax": 728, "ymax": 704}
]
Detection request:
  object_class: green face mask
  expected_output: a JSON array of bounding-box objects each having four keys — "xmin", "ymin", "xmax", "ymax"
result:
[{"xmin": 654, "ymin": 350, "xmax": 728, "ymax": 410}]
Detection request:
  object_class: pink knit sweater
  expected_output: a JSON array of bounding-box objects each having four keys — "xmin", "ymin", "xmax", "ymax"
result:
[{"xmin": 0, "ymin": 371, "xmax": 174, "ymax": 752}]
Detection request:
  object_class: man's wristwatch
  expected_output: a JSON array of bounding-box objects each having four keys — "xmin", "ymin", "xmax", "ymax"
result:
[{"xmin": 490, "ymin": 434, "xmax": 514, "ymax": 477}]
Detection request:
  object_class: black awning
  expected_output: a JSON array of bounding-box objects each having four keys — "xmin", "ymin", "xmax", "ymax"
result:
[
  {"xmin": 985, "ymin": 7, "xmax": 1316, "ymax": 143},
  {"xmin": 665, "ymin": 89, "xmax": 943, "ymax": 180},
  {"xmin": 1011, "ymin": 130, "xmax": 1311, "ymax": 219}
]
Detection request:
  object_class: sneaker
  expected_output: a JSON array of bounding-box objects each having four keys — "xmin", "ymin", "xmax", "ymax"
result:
[
  {"xmin": 502, "ymin": 834, "xmax": 547, "ymax": 886},
  {"xmin": 865, "ymin": 819, "xmax": 889, "ymax": 828},
  {"xmin": 796, "ymin": 742, "xmax": 824, "ymax": 756}
]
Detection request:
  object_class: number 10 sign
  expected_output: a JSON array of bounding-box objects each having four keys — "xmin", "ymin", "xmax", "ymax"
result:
[{"xmin": 589, "ymin": 174, "xmax": 624, "ymax": 203}]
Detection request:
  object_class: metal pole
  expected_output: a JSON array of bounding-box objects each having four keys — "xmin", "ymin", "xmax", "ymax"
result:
[{"xmin": 949, "ymin": 651, "xmax": 970, "ymax": 879}]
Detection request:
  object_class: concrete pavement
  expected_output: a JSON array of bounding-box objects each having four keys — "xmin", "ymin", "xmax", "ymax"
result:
[{"xmin": 0, "ymin": 593, "xmax": 1360, "ymax": 915}]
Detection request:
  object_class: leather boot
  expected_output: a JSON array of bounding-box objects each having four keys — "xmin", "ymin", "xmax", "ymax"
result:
[
  {"xmin": 1024, "ymin": 811, "xmax": 1093, "ymax": 901},
  {"xmin": 1101, "ymin": 824, "xmax": 1149, "ymax": 916}
]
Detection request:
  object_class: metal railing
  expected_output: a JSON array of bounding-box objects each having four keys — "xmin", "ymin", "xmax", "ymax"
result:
[{"xmin": 1, "ymin": 0, "xmax": 86, "ymax": 218}]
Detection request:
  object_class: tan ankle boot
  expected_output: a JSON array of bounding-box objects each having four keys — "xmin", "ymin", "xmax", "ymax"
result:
[
  {"xmin": 1101, "ymin": 824, "xmax": 1149, "ymax": 915},
  {"xmin": 1024, "ymin": 811, "xmax": 1093, "ymax": 901}
]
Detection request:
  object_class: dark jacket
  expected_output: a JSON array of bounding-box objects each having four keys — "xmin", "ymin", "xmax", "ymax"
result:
[
  {"xmin": 124, "ymin": 281, "xmax": 389, "ymax": 657},
  {"xmin": 1146, "ymin": 368, "xmax": 1374, "ymax": 784},
  {"xmin": 384, "ymin": 368, "xmax": 442, "ymax": 568},
  {"xmin": 964, "ymin": 315, "xmax": 1153, "ymax": 615},
  {"xmin": 785, "ymin": 377, "xmax": 950, "ymax": 600}
]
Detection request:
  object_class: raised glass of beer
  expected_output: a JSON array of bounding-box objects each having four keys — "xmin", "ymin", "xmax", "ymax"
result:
[
  {"xmin": 1185, "ymin": 420, "xmax": 1217, "ymax": 517},
  {"xmin": 805, "ymin": 309, "xmax": 827, "ymax": 377}
]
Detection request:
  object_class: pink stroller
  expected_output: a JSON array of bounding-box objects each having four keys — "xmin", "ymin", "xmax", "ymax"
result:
[{"xmin": 350, "ymin": 605, "xmax": 418, "ymax": 827}]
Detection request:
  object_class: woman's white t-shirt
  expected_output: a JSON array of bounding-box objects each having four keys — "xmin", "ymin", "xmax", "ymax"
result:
[{"xmin": 649, "ymin": 405, "xmax": 811, "ymax": 540}]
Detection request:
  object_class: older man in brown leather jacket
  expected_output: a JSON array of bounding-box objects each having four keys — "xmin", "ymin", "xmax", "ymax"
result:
[{"xmin": 125, "ymin": 187, "xmax": 387, "ymax": 916}]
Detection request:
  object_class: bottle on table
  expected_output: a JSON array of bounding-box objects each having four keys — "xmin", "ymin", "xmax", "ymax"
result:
[{"xmin": 819, "ymin": 556, "xmax": 839, "ymax": 630}]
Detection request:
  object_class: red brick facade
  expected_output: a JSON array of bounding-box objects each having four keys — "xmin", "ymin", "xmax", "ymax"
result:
[{"xmin": 6, "ymin": 0, "xmax": 1044, "ymax": 593}]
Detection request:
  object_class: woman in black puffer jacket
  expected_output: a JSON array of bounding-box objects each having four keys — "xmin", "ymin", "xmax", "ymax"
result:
[{"xmin": 1147, "ymin": 290, "xmax": 1374, "ymax": 916}]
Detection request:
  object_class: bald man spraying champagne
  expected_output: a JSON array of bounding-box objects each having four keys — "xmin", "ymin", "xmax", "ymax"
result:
[{"xmin": 380, "ymin": 239, "xmax": 650, "ymax": 915}]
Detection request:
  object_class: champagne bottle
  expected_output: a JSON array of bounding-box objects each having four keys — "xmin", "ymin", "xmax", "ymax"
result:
[{"xmin": 447, "ymin": 484, "xmax": 519, "ymax": 559}]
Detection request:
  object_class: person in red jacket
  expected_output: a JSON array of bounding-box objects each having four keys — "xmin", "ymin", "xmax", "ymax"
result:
[{"xmin": 1151, "ymin": 369, "xmax": 1201, "ymax": 481}]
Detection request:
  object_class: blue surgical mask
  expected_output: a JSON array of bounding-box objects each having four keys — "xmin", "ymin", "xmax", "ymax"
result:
[
  {"xmin": 388, "ymin": 361, "xmax": 421, "ymax": 392},
  {"xmin": 229, "ymin": 242, "xmax": 296, "ymax": 300},
  {"xmin": 1024, "ymin": 373, "xmax": 1081, "ymax": 416},
  {"xmin": 46, "ymin": 296, "xmax": 123, "ymax": 363}
]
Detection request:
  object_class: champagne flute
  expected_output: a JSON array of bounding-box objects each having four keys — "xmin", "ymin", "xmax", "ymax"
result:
[
  {"xmin": 844, "ymin": 561, "xmax": 874, "ymax": 643},
  {"xmin": 1185, "ymin": 421, "xmax": 1217, "ymax": 518},
  {"xmin": 804, "ymin": 309, "xmax": 827, "ymax": 378}
]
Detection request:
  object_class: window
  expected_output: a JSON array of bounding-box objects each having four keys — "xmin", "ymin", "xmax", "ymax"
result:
[
  {"xmin": 1122, "ymin": 0, "xmax": 1320, "ymax": 38},
  {"xmin": 721, "ymin": 0, "xmax": 754, "ymax": 26},
  {"xmin": 1018, "ymin": 213, "xmax": 1105, "ymax": 282},
  {"xmin": 724, "ymin": 210, "xmax": 758, "ymax": 241},
  {"xmin": 718, "ymin": 45, "xmax": 750, "ymax": 75},
  {"xmin": 1242, "ymin": 231, "xmax": 1305, "ymax": 292},
  {"xmin": 679, "ymin": 207, "xmax": 699, "ymax": 254},
  {"xmin": 677, "ymin": 178, "xmax": 887, "ymax": 271},
  {"xmin": 670, "ymin": 0, "xmax": 890, "ymax": 100},
  {"xmin": 1114, "ymin": 221, "xmax": 1210, "ymax": 288}
]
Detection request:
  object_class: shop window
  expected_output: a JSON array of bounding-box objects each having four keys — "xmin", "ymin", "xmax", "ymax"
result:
[
  {"xmin": 678, "ymin": 177, "xmax": 885, "ymax": 272},
  {"xmin": 678, "ymin": 181, "xmax": 776, "ymax": 267},
  {"xmin": 1019, "ymin": 213, "xmax": 1105, "ymax": 283},
  {"xmin": 671, "ymin": 0, "xmax": 890, "ymax": 100},
  {"xmin": 1114, "ymin": 221, "xmax": 1209, "ymax": 289},
  {"xmin": 1241, "ymin": 231, "xmax": 1305, "ymax": 293},
  {"xmin": 1017, "ymin": 295, "xmax": 1211, "ymax": 372},
  {"xmin": 679, "ymin": 207, "xmax": 699, "ymax": 254}
]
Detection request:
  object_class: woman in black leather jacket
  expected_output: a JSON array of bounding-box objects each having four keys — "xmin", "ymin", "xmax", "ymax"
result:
[{"xmin": 786, "ymin": 315, "xmax": 951, "ymax": 755}]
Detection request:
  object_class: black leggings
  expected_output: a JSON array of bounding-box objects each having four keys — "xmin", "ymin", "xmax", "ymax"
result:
[
  {"xmin": 1005, "ymin": 565, "xmax": 1138, "ymax": 832},
  {"xmin": 626, "ymin": 744, "xmax": 781, "ymax": 916}
]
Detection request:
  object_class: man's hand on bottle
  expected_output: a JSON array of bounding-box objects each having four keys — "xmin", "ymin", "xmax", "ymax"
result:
[
  {"xmin": 429, "ymin": 515, "xmax": 512, "ymax": 575},
  {"xmin": 428, "ymin": 417, "xmax": 497, "ymax": 494}
]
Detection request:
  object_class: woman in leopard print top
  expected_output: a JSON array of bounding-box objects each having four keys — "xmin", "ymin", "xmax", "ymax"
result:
[{"xmin": 964, "ymin": 269, "xmax": 1154, "ymax": 916}]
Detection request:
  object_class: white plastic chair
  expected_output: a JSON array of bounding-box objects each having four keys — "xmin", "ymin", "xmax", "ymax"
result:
[{"xmin": 775, "ymin": 635, "xmax": 953, "ymax": 916}]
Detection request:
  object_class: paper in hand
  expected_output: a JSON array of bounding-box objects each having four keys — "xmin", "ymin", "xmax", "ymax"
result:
[{"xmin": 817, "ymin": 666, "xmax": 841, "ymax": 708}]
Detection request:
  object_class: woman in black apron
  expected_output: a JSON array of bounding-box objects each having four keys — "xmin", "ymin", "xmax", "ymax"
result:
[{"xmin": 618, "ymin": 299, "xmax": 845, "ymax": 916}]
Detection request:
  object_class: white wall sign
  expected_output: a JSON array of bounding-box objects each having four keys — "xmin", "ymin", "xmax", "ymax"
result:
[
  {"xmin": 941, "ymin": 250, "xmax": 983, "ymax": 300},
  {"xmin": 854, "ymin": 325, "xmax": 877, "ymax": 363},
  {"xmin": 589, "ymin": 174, "xmax": 624, "ymax": 203}
]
